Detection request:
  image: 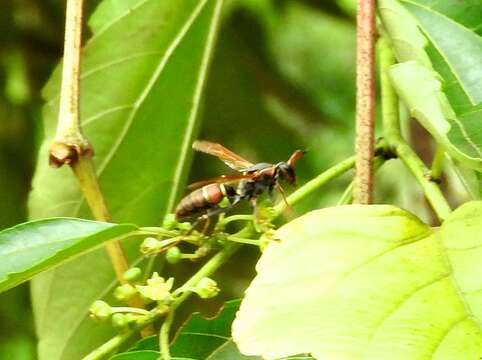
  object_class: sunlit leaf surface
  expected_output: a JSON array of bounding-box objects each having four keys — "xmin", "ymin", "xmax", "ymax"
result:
[{"xmin": 233, "ymin": 204, "xmax": 482, "ymax": 359}]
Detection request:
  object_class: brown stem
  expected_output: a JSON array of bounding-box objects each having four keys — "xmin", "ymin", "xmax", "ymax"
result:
[
  {"xmin": 49, "ymin": 0, "xmax": 90, "ymax": 166},
  {"xmin": 354, "ymin": 0, "xmax": 376, "ymax": 204},
  {"xmin": 53, "ymin": 0, "xmax": 132, "ymax": 281},
  {"xmin": 50, "ymin": 0, "xmax": 152, "ymax": 334}
]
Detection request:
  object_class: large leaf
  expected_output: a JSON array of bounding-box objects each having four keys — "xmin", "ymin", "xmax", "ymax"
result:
[
  {"xmin": 379, "ymin": 0, "xmax": 482, "ymax": 170},
  {"xmin": 388, "ymin": 61, "xmax": 482, "ymax": 168},
  {"xmin": 233, "ymin": 203, "xmax": 482, "ymax": 359},
  {"xmin": 0, "ymin": 218, "xmax": 135, "ymax": 293},
  {"xmin": 28, "ymin": 0, "xmax": 224, "ymax": 359}
]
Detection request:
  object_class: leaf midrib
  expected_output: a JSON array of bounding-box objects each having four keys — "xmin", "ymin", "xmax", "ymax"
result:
[{"xmin": 94, "ymin": 0, "xmax": 209, "ymax": 177}]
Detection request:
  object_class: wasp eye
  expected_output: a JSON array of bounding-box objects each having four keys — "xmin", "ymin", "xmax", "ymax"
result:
[{"xmin": 280, "ymin": 167, "xmax": 295, "ymax": 184}]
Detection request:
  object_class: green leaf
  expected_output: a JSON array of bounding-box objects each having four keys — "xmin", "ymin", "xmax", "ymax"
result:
[
  {"xmin": 402, "ymin": 0, "xmax": 482, "ymax": 105},
  {"xmin": 127, "ymin": 336, "xmax": 159, "ymax": 352},
  {"xmin": 379, "ymin": 0, "xmax": 482, "ymax": 170},
  {"xmin": 388, "ymin": 61, "xmax": 482, "ymax": 168},
  {"xmin": 233, "ymin": 204, "xmax": 482, "ymax": 359},
  {"xmin": 110, "ymin": 350, "xmax": 161, "ymax": 360},
  {"xmin": 28, "ymin": 0, "xmax": 224, "ymax": 359},
  {"xmin": 0, "ymin": 218, "xmax": 135, "ymax": 293},
  {"xmin": 170, "ymin": 300, "xmax": 256, "ymax": 360}
]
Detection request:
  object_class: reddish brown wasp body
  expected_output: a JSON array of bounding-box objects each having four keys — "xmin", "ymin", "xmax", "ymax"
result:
[
  {"xmin": 175, "ymin": 140, "xmax": 305, "ymax": 220},
  {"xmin": 175, "ymin": 183, "xmax": 235, "ymax": 219}
]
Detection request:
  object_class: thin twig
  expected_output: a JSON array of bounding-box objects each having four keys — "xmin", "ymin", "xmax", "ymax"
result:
[
  {"xmin": 354, "ymin": 0, "xmax": 377, "ymax": 204},
  {"xmin": 81, "ymin": 308, "xmax": 168, "ymax": 360},
  {"xmin": 430, "ymin": 146, "xmax": 445, "ymax": 182},
  {"xmin": 49, "ymin": 0, "xmax": 90, "ymax": 166},
  {"xmin": 51, "ymin": 0, "xmax": 151, "ymax": 331},
  {"xmin": 51, "ymin": 0, "xmax": 131, "ymax": 282},
  {"xmin": 379, "ymin": 36, "xmax": 451, "ymax": 221},
  {"xmin": 71, "ymin": 157, "xmax": 130, "ymax": 281}
]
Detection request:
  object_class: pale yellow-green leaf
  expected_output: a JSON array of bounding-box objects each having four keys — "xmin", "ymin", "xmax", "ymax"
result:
[{"xmin": 233, "ymin": 204, "xmax": 482, "ymax": 359}]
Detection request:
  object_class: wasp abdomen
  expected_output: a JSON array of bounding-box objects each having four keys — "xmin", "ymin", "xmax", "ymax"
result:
[{"xmin": 175, "ymin": 184, "xmax": 226, "ymax": 219}]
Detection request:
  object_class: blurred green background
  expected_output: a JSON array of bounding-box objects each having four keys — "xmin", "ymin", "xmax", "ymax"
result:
[{"xmin": 1, "ymin": 0, "xmax": 462, "ymax": 358}]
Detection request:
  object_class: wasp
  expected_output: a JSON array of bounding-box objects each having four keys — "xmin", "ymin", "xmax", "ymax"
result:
[{"xmin": 175, "ymin": 140, "xmax": 305, "ymax": 221}]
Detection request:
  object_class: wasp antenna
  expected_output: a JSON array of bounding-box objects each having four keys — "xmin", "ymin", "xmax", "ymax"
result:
[
  {"xmin": 287, "ymin": 149, "xmax": 306, "ymax": 167},
  {"xmin": 192, "ymin": 140, "xmax": 205, "ymax": 149}
]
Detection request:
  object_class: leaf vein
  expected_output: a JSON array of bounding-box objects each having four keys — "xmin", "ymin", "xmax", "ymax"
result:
[
  {"xmin": 95, "ymin": 0, "xmax": 209, "ymax": 177},
  {"xmin": 165, "ymin": 0, "xmax": 224, "ymax": 213},
  {"xmin": 363, "ymin": 273, "xmax": 450, "ymax": 356}
]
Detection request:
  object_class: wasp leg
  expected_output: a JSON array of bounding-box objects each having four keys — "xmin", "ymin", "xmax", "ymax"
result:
[
  {"xmin": 194, "ymin": 199, "xmax": 242, "ymax": 234},
  {"xmin": 205, "ymin": 198, "xmax": 241, "ymax": 219},
  {"xmin": 187, "ymin": 213, "xmax": 210, "ymax": 234},
  {"xmin": 200, "ymin": 215, "xmax": 211, "ymax": 234},
  {"xmin": 250, "ymin": 198, "xmax": 262, "ymax": 232}
]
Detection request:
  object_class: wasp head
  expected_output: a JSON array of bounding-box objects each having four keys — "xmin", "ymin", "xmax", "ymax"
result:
[
  {"xmin": 276, "ymin": 162, "xmax": 296, "ymax": 184},
  {"xmin": 275, "ymin": 150, "xmax": 305, "ymax": 185}
]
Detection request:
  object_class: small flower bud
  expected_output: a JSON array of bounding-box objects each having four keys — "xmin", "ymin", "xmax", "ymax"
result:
[
  {"xmin": 123, "ymin": 267, "xmax": 142, "ymax": 282},
  {"xmin": 195, "ymin": 277, "xmax": 220, "ymax": 299},
  {"xmin": 177, "ymin": 222, "xmax": 192, "ymax": 231},
  {"xmin": 162, "ymin": 213, "xmax": 178, "ymax": 230},
  {"xmin": 124, "ymin": 313, "xmax": 142, "ymax": 325},
  {"xmin": 89, "ymin": 300, "xmax": 112, "ymax": 321},
  {"xmin": 166, "ymin": 246, "xmax": 182, "ymax": 264},
  {"xmin": 114, "ymin": 284, "xmax": 138, "ymax": 302},
  {"xmin": 111, "ymin": 313, "xmax": 129, "ymax": 330},
  {"xmin": 140, "ymin": 237, "xmax": 162, "ymax": 255}
]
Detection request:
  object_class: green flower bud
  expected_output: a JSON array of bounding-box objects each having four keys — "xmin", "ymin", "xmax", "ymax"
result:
[
  {"xmin": 140, "ymin": 237, "xmax": 162, "ymax": 255},
  {"xmin": 177, "ymin": 222, "xmax": 192, "ymax": 231},
  {"xmin": 114, "ymin": 284, "xmax": 138, "ymax": 302},
  {"xmin": 111, "ymin": 313, "xmax": 129, "ymax": 330},
  {"xmin": 195, "ymin": 277, "xmax": 220, "ymax": 299},
  {"xmin": 162, "ymin": 213, "xmax": 178, "ymax": 230},
  {"xmin": 166, "ymin": 246, "xmax": 182, "ymax": 264},
  {"xmin": 124, "ymin": 313, "xmax": 142, "ymax": 325},
  {"xmin": 89, "ymin": 300, "xmax": 112, "ymax": 321},
  {"xmin": 122, "ymin": 267, "xmax": 143, "ymax": 282}
]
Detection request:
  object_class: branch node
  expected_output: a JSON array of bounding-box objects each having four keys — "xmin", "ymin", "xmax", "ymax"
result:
[{"xmin": 49, "ymin": 140, "xmax": 93, "ymax": 168}]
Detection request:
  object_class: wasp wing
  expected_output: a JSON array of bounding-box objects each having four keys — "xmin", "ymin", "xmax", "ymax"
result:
[
  {"xmin": 193, "ymin": 140, "xmax": 254, "ymax": 171},
  {"xmin": 187, "ymin": 174, "xmax": 255, "ymax": 190}
]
